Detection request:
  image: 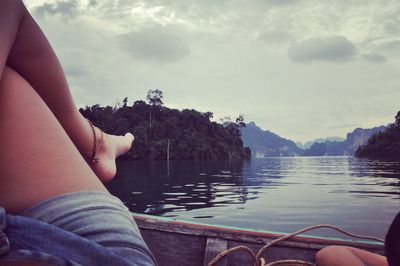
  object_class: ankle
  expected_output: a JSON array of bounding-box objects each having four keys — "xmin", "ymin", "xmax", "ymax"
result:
[{"xmin": 86, "ymin": 119, "xmax": 104, "ymax": 165}]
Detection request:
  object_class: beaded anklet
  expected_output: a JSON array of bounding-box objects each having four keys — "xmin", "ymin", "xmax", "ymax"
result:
[{"xmin": 86, "ymin": 119, "xmax": 104, "ymax": 165}]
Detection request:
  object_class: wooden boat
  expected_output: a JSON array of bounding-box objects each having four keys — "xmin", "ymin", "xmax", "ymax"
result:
[{"xmin": 133, "ymin": 214, "xmax": 385, "ymax": 266}]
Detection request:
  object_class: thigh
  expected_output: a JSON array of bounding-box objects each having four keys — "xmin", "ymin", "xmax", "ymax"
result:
[
  {"xmin": 0, "ymin": 0, "xmax": 25, "ymax": 79},
  {"xmin": 0, "ymin": 66, "xmax": 107, "ymax": 214}
]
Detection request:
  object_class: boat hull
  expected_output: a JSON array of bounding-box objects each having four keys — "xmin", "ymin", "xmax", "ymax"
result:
[{"xmin": 134, "ymin": 214, "xmax": 385, "ymax": 266}]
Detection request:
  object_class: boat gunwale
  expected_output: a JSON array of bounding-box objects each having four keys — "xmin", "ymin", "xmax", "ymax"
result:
[{"xmin": 133, "ymin": 213, "xmax": 384, "ymax": 251}]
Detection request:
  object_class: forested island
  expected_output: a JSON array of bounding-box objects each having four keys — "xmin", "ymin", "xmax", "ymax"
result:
[
  {"xmin": 355, "ymin": 111, "xmax": 400, "ymax": 160},
  {"xmin": 80, "ymin": 90, "xmax": 251, "ymax": 160}
]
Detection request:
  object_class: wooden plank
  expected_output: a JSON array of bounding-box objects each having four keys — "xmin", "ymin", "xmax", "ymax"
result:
[
  {"xmin": 204, "ymin": 238, "xmax": 228, "ymax": 266},
  {"xmin": 134, "ymin": 215, "xmax": 384, "ymax": 253},
  {"xmin": 134, "ymin": 214, "xmax": 385, "ymax": 265},
  {"xmin": 139, "ymin": 227, "xmax": 384, "ymax": 266},
  {"xmin": 141, "ymin": 228, "xmax": 206, "ymax": 266}
]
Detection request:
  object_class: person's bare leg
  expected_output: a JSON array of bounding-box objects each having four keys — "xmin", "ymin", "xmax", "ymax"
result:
[
  {"xmin": 0, "ymin": 66, "xmax": 108, "ymax": 214},
  {"xmin": 0, "ymin": 0, "xmax": 133, "ymax": 183},
  {"xmin": 0, "ymin": 0, "xmax": 24, "ymax": 77},
  {"xmin": 315, "ymin": 246, "xmax": 388, "ymax": 266}
]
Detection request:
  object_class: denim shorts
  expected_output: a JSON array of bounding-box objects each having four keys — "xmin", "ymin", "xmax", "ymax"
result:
[{"xmin": 0, "ymin": 191, "xmax": 156, "ymax": 265}]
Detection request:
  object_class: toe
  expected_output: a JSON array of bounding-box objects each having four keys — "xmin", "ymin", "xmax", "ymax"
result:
[
  {"xmin": 115, "ymin": 133, "xmax": 134, "ymax": 156},
  {"xmin": 125, "ymin": 132, "xmax": 134, "ymax": 144}
]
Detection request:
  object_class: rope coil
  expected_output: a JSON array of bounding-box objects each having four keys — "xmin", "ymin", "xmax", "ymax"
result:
[{"xmin": 207, "ymin": 224, "xmax": 384, "ymax": 266}]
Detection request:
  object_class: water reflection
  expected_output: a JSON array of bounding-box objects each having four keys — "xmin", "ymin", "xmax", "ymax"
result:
[
  {"xmin": 107, "ymin": 157, "xmax": 400, "ymax": 213},
  {"xmin": 106, "ymin": 157, "xmax": 400, "ymax": 237},
  {"xmin": 346, "ymin": 157, "xmax": 400, "ymax": 199},
  {"xmin": 107, "ymin": 160, "xmax": 257, "ymax": 216}
]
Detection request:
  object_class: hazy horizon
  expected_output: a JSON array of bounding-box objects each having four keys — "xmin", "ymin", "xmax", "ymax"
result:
[{"xmin": 25, "ymin": 0, "xmax": 400, "ymax": 143}]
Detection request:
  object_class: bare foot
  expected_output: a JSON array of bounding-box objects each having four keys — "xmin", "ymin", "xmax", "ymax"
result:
[{"xmin": 90, "ymin": 129, "xmax": 134, "ymax": 183}]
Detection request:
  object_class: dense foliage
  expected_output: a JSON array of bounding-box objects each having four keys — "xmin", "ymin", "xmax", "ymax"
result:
[
  {"xmin": 80, "ymin": 92, "xmax": 251, "ymax": 160},
  {"xmin": 355, "ymin": 111, "xmax": 400, "ymax": 160}
]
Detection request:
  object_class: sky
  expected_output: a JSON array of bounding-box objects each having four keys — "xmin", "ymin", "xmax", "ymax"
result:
[{"xmin": 24, "ymin": 0, "xmax": 400, "ymax": 143}]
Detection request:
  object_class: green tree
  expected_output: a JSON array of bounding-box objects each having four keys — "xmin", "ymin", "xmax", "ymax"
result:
[
  {"xmin": 80, "ymin": 93, "xmax": 252, "ymax": 160},
  {"xmin": 146, "ymin": 89, "xmax": 164, "ymax": 129},
  {"xmin": 146, "ymin": 89, "xmax": 163, "ymax": 107},
  {"xmin": 355, "ymin": 111, "xmax": 400, "ymax": 160},
  {"xmin": 395, "ymin": 111, "xmax": 400, "ymax": 127},
  {"xmin": 236, "ymin": 115, "xmax": 246, "ymax": 128}
]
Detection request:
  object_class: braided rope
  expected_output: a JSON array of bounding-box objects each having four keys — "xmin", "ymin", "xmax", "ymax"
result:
[{"xmin": 208, "ymin": 224, "xmax": 384, "ymax": 266}]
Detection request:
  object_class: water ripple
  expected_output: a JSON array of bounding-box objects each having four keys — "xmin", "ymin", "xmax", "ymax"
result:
[{"xmin": 108, "ymin": 157, "xmax": 400, "ymax": 238}]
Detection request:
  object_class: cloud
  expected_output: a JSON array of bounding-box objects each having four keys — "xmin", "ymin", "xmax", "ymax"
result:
[
  {"xmin": 24, "ymin": 0, "xmax": 400, "ymax": 142},
  {"xmin": 288, "ymin": 36, "xmax": 357, "ymax": 63},
  {"xmin": 63, "ymin": 63, "xmax": 89, "ymax": 78},
  {"xmin": 258, "ymin": 31, "xmax": 294, "ymax": 45},
  {"xmin": 33, "ymin": 0, "xmax": 79, "ymax": 18},
  {"xmin": 87, "ymin": 0, "xmax": 98, "ymax": 7},
  {"xmin": 379, "ymin": 40, "xmax": 400, "ymax": 52},
  {"xmin": 119, "ymin": 26, "xmax": 190, "ymax": 63},
  {"xmin": 362, "ymin": 52, "xmax": 386, "ymax": 63},
  {"xmin": 264, "ymin": 0, "xmax": 302, "ymax": 6}
]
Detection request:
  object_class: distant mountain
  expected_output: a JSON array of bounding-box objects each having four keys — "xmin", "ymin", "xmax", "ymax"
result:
[
  {"xmin": 356, "ymin": 112, "xmax": 400, "ymax": 160},
  {"xmin": 297, "ymin": 137, "xmax": 345, "ymax": 149},
  {"xmin": 303, "ymin": 141, "xmax": 346, "ymax": 156},
  {"xmin": 303, "ymin": 142, "xmax": 327, "ymax": 156},
  {"xmin": 344, "ymin": 126, "xmax": 387, "ymax": 155},
  {"xmin": 303, "ymin": 126, "xmax": 386, "ymax": 156},
  {"xmin": 295, "ymin": 141, "xmax": 305, "ymax": 149},
  {"xmin": 241, "ymin": 122, "xmax": 387, "ymax": 158},
  {"xmin": 240, "ymin": 122, "xmax": 303, "ymax": 157}
]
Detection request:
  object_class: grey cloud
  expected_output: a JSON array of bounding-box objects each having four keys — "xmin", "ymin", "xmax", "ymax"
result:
[
  {"xmin": 383, "ymin": 21, "xmax": 400, "ymax": 35},
  {"xmin": 258, "ymin": 31, "xmax": 294, "ymax": 45},
  {"xmin": 24, "ymin": 0, "xmax": 400, "ymax": 142},
  {"xmin": 88, "ymin": 0, "xmax": 98, "ymax": 7},
  {"xmin": 288, "ymin": 36, "xmax": 357, "ymax": 63},
  {"xmin": 34, "ymin": 0, "xmax": 79, "ymax": 18},
  {"xmin": 362, "ymin": 52, "xmax": 386, "ymax": 63},
  {"xmin": 263, "ymin": 0, "xmax": 302, "ymax": 6},
  {"xmin": 379, "ymin": 40, "xmax": 400, "ymax": 52},
  {"xmin": 373, "ymin": 40, "xmax": 400, "ymax": 59},
  {"xmin": 119, "ymin": 26, "xmax": 190, "ymax": 63},
  {"xmin": 64, "ymin": 64, "xmax": 89, "ymax": 78}
]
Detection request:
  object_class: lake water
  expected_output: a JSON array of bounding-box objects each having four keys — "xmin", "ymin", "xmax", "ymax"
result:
[{"xmin": 106, "ymin": 156, "xmax": 400, "ymax": 239}]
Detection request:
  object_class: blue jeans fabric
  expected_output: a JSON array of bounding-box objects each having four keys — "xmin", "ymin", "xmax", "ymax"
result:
[{"xmin": 0, "ymin": 191, "xmax": 156, "ymax": 266}]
